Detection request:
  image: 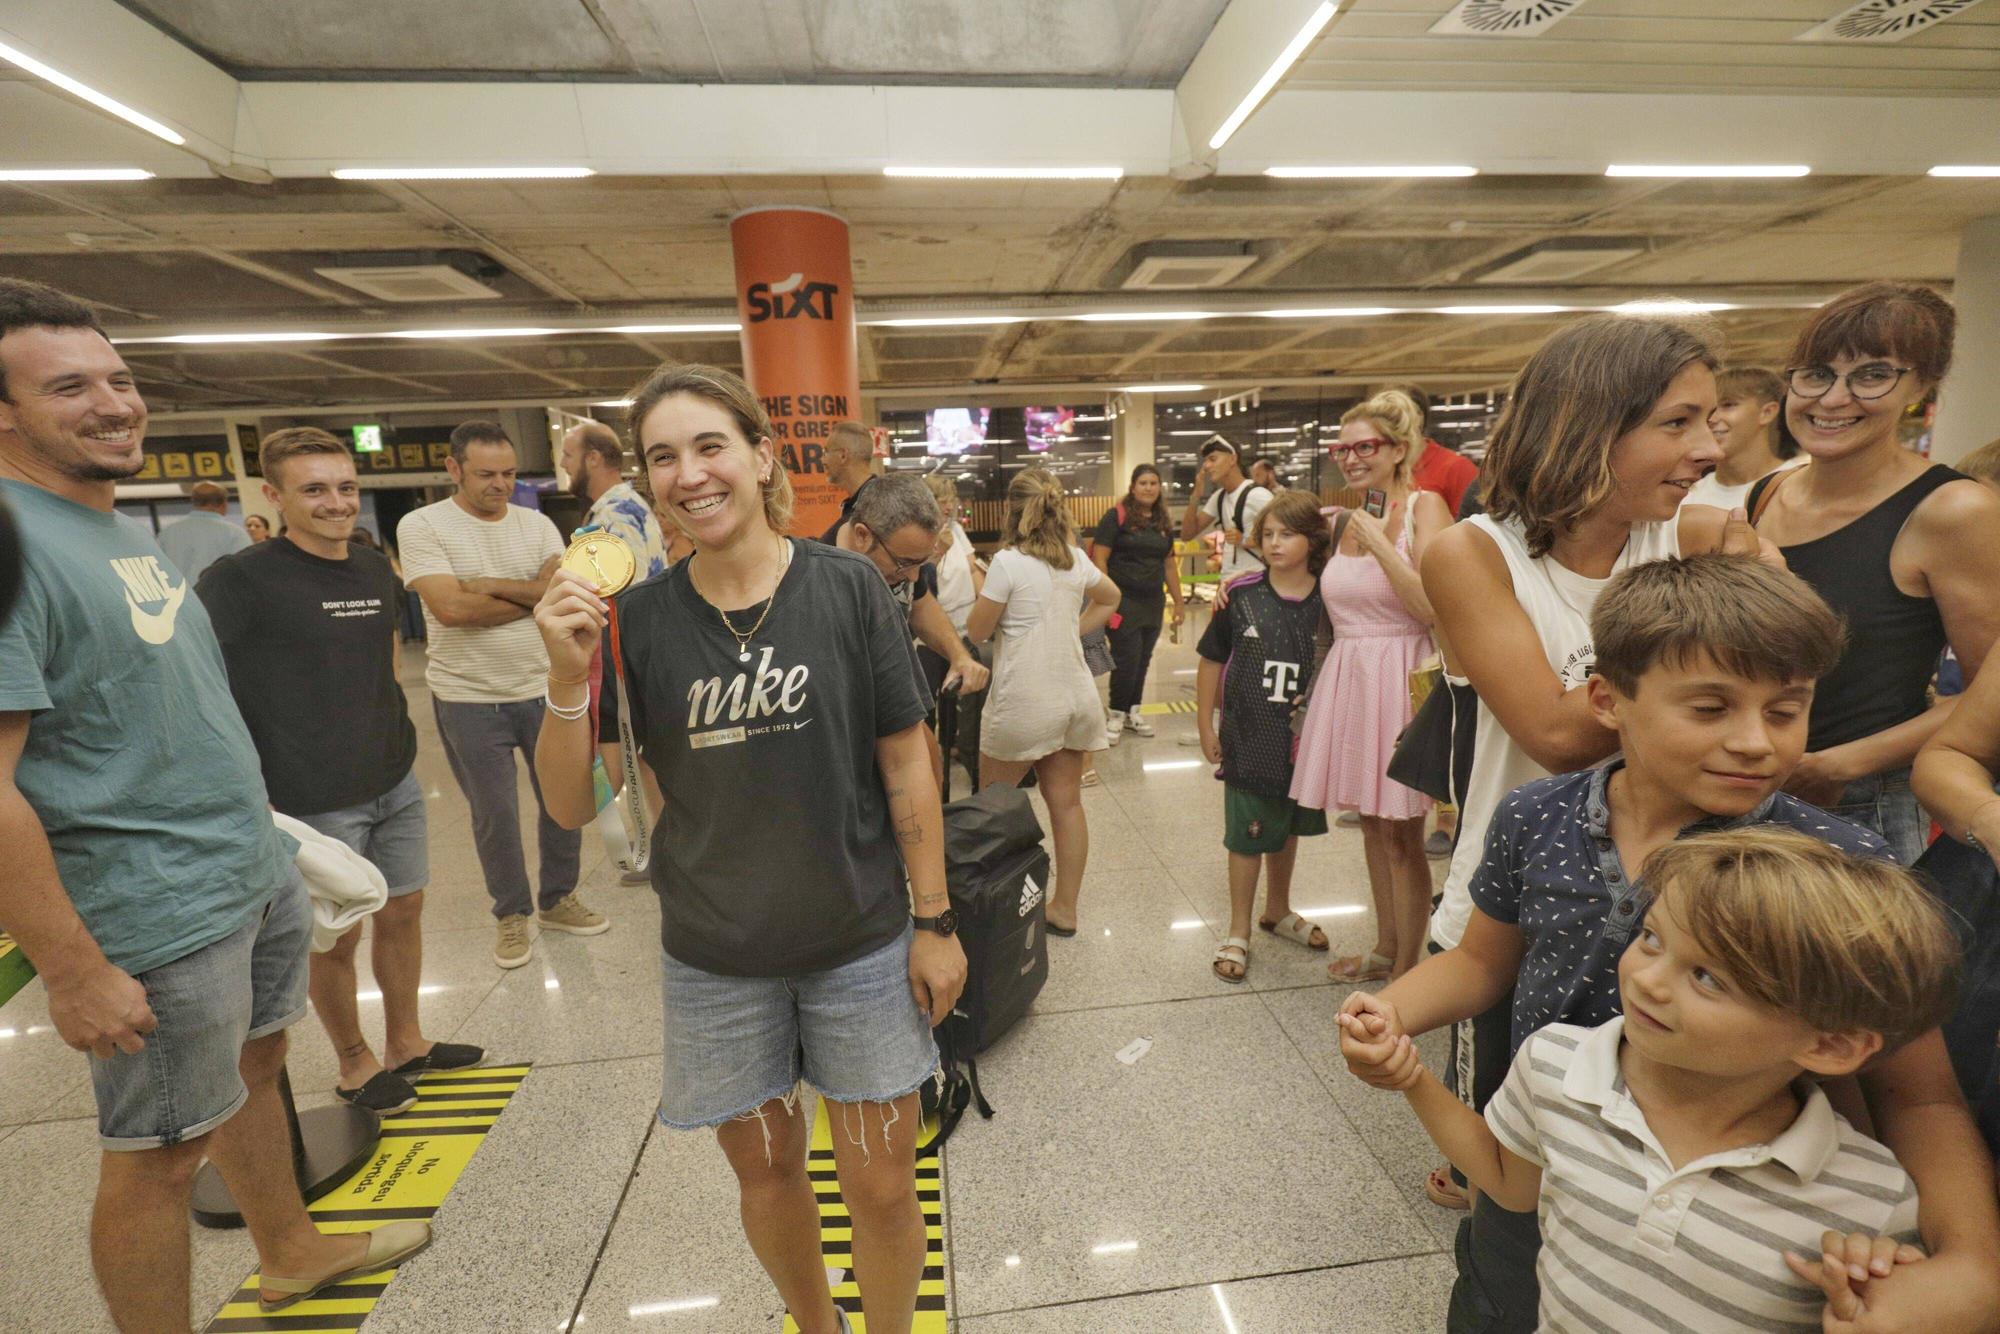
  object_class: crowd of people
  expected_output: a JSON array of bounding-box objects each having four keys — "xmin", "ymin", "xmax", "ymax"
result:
[{"xmin": 3, "ymin": 266, "xmax": 2000, "ymax": 1334}]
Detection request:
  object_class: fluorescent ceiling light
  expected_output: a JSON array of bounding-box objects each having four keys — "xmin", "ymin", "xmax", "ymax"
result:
[
  {"xmin": 1253, "ymin": 306, "xmax": 1398, "ymax": 319},
  {"xmin": 387, "ymin": 327, "xmax": 560, "ymax": 339},
  {"xmin": 1930, "ymin": 165, "xmax": 2000, "ymax": 178},
  {"xmin": 1124, "ymin": 383, "xmax": 1205, "ymax": 393},
  {"xmin": 0, "ymin": 39, "xmax": 186, "ymax": 146},
  {"xmin": 870, "ymin": 315, "xmax": 1025, "ymax": 328},
  {"xmin": 595, "ymin": 399, "xmax": 634, "ymax": 408},
  {"xmin": 605, "ymin": 323, "xmax": 740, "ymax": 335},
  {"xmin": 1208, "ymin": 1, "xmax": 1341, "ymax": 151},
  {"xmin": 120, "ymin": 331, "xmax": 343, "ymax": 346},
  {"xmin": 1435, "ymin": 305, "xmax": 1569, "ymax": 315},
  {"xmin": 331, "ymin": 166, "xmax": 595, "ymax": 181},
  {"xmin": 1073, "ymin": 311, "xmax": 1215, "ymax": 323},
  {"xmin": 1612, "ymin": 300, "xmax": 1736, "ymax": 315},
  {"xmin": 1605, "ymin": 164, "xmax": 1811, "ymax": 178},
  {"xmin": 0, "ymin": 167, "xmax": 153, "ymax": 182},
  {"xmin": 883, "ymin": 166, "xmax": 1123, "ymax": 181},
  {"xmin": 1265, "ymin": 165, "xmax": 1477, "ymax": 179}
]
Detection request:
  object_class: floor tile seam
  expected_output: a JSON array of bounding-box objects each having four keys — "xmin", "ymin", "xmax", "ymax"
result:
[
  {"xmin": 564, "ymin": 1113, "xmax": 657, "ymax": 1332},
  {"xmin": 1251, "ymin": 984, "xmax": 1448, "ymax": 1245},
  {"xmin": 1020, "ymin": 989, "xmax": 1272, "ymax": 1021},
  {"xmin": 951, "ymin": 1249, "xmax": 1451, "ymax": 1320}
]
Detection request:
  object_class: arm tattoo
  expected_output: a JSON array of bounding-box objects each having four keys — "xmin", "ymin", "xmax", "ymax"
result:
[{"xmin": 886, "ymin": 783, "xmax": 923, "ymax": 846}]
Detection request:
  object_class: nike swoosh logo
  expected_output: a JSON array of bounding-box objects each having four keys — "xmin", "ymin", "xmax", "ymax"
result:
[
  {"xmin": 791, "ymin": 718, "xmax": 813, "ymax": 731},
  {"xmin": 125, "ymin": 579, "xmax": 186, "ymax": 646}
]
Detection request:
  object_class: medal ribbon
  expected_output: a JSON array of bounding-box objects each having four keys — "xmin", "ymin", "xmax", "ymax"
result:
[{"xmin": 604, "ymin": 597, "xmax": 652, "ymax": 873}]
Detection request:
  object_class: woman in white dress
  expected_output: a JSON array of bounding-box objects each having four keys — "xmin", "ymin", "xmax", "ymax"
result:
[{"xmin": 968, "ymin": 467, "xmax": 1121, "ymax": 935}]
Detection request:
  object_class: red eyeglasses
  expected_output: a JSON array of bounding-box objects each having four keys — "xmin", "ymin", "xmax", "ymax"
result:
[{"xmin": 1329, "ymin": 439, "xmax": 1391, "ymax": 460}]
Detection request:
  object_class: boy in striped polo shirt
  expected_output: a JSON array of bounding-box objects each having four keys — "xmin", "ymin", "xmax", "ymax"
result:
[{"xmin": 1347, "ymin": 829, "xmax": 1960, "ymax": 1331}]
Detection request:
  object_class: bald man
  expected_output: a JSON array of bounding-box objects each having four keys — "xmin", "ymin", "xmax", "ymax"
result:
[{"xmin": 157, "ymin": 479, "xmax": 249, "ymax": 582}]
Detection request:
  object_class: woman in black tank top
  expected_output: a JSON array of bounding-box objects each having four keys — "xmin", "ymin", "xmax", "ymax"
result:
[{"xmin": 1749, "ymin": 282, "xmax": 2000, "ymax": 864}]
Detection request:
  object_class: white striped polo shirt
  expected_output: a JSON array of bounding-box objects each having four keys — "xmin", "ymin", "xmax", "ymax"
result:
[
  {"xmin": 1487, "ymin": 1019, "xmax": 1919, "ymax": 1333},
  {"xmin": 397, "ymin": 498, "xmax": 563, "ymax": 703}
]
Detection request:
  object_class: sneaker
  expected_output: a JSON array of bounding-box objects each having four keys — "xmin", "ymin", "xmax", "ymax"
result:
[
  {"xmin": 1425, "ymin": 828, "xmax": 1455, "ymax": 858},
  {"xmin": 1338, "ymin": 810, "xmax": 1362, "ymax": 828},
  {"xmin": 619, "ymin": 866, "xmax": 651, "ymax": 885},
  {"xmin": 538, "ymin": 893, "xmax": 610, "ymax": 936},
  {"xmin": 1105, "ymin": 712, "xmax": 1125, "ymax": 746},
  {"xmin": 1124, "ymin": 709, "xmax": 1155, "ymax": 737},
  {"xmin": 493, "ymin": 915, "xmax": 533, "ymax": 969}
]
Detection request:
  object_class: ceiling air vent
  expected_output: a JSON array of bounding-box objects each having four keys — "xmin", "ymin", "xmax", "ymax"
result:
[
  {"xmin": 1429, "ymin": 0, "xmax": 1596, "ymax": 37},
  {"xmin": 313, "ymin": 264, "xmax": 503, "ymax": 302},
  {"xmin": 1120, "ymin": 242, "xmax": 1259, "ymax": 291},
  {"xmin": 1798, "ymin": 0, "xmax": 1989, "ymax": 42},
  {"xmin": 1470, "ymin": 238, "xmax": 1645, "ymax": 284}
]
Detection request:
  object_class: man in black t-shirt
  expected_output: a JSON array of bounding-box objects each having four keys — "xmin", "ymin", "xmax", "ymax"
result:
[{"xmin": 199, "ymin": 428, "xmax": 483, "ymax": 1115}]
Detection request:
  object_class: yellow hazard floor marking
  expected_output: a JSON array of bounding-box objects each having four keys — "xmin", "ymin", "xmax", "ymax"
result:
[
  {"xmin": 0, "ymin": 929, "xmax": 34, "ymax": 1007},
  {"xmin": 780, "ymin": 1098, "xmax": 947, "ymax": 1332},
  {"xmin": 203, "ymin": 1065, "xmax": 531, "ymax": 1334},
  {"xmin": 1134, "ymin": 699, "xmax": 1197, "ymax": 716}
]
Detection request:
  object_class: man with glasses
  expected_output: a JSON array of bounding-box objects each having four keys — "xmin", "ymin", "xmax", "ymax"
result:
[{"xmin": 831, "ymin": 473, "xmax": 988, "ymax": 699}]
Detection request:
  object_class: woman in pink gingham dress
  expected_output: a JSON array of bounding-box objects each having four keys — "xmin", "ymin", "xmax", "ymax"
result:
[{"xmin": 1291, "ymin": 390, "xmax": 1455, "ymax": 982}]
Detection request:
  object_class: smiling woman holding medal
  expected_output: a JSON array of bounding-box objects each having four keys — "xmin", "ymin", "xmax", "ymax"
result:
[{"xmin": 533, "ymin": 363, "xmax": 965, "ymax": 1334}]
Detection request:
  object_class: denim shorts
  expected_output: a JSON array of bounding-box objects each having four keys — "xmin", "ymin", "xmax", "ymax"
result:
[
  {"xmin": 1830, "ymin": 767, "xmax": 1929, "ymax": 866},
  {"xmin": 293, "ymin": 769, "xmax": 429, "ymax": 897},
  {"xmin": 90, "ymin": 866, "xmax": 312, "ymax": 1150},
  {"xmin": 657, "ymin": 922, "xmax": 939, "ymax": 1130}
]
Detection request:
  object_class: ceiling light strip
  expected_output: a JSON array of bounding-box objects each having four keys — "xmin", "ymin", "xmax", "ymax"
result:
[
  {"xmin": 0, "ymin": 39, "xmax": 186, "ymax": 146},
  {"xmin": 1207, "ymin": 2, "xmax": 1342, "ymax": 152},
  {"xmin": 1264, "ymin": 165, "xmax": 1477, "ymax": 178},
  {"xmin": 1606, "ymin": 164, "xmax": 1811, "ymax": 178},
  {"xmin": 330, "ymin": 166, "xmax": 596, "ymax": 180},
  {"xmin": 883, "ymin": 166, "xmax": 1124, "ymax": 181},
  {"xmin": 0, "ymin": 167, "xmax": 154, "ymax": 182},
  {"xmin": 1930, "ymin": 165, "xmax": 2000, "ymax": 177}
]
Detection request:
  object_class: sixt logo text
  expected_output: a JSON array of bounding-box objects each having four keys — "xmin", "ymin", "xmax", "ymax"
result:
[{"xmin": 746, "ymin": 271, "xmax": 839, "ymax": 323}]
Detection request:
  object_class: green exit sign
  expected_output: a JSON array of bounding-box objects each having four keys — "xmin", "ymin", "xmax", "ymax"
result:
[{"xmin": 352, "ymin": 424, "xmax": 385, "ymax": 453}]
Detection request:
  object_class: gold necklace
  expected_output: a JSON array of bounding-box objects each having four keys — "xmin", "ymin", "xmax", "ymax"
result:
[{"xmin": 699, "ymin": 537, "xmax": 793, "ymax": 663}]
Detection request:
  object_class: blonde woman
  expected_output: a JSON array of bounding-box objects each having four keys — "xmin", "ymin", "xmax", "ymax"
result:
[
  {"xmin": 533, "ymin": 364, "xmax": 964, "ymax": 1334},
  {"xmin": 967, "ymin": 467, "xmax": 1121, "ymax": 934},
  {"xmin": 1291, "ymin": 390, "xmax": 1453, "ymax": 982}
]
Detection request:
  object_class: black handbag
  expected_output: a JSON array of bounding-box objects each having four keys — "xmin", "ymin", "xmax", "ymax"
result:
[{"xmin": 1386, "ymin": 671, "xmax": 1456, "ymax": 804}]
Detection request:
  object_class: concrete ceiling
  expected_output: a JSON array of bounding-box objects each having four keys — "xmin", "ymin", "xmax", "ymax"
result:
[
  {"xmin": 115, "ymin": 0, "xmax": 1233, "ymax": 86},
  {"xmin": 3, "ymin": 0, "xmax": 1996, "ymax": 413}
]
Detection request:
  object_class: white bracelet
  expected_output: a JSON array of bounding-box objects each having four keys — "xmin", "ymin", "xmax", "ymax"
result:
[{"xmin": 544, "ymin": 690, "xmax": 590, "ymax": 721}]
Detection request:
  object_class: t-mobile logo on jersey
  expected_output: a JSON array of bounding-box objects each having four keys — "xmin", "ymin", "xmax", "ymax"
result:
[
  {"xmin": 1261, "ymin": 659, "xmax": 1301, "ymax": 703},
  {"xmin": 686, "ymin": 645, "xmax": 811, "ymax": 746}
]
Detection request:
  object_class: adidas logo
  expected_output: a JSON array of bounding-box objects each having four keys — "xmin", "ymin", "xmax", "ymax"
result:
[
  {"xmin": 1018, "ymin": 875, "xmax": 1044, "ymax": 918},
  {"xmin": 1242, "ymin": 624, "xmax": 1261, "ymax": 638}
]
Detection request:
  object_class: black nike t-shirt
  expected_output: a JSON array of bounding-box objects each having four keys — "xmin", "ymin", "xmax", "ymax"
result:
[
  {"xmin": 197, "ymin": 538, "xmax": 418, "ymax": 816},
  {"xmin": 618, "ymin": 540, "xmax": 931, "ymax": 977},
  {"xmin": 1196, "ymin": 573, "xmax": 1322, "ymax": 798}
]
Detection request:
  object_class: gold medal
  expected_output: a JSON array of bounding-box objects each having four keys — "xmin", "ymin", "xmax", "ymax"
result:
[{"xmin": 561, "ymin": 531, "xmax": 637, "ymax": 597}]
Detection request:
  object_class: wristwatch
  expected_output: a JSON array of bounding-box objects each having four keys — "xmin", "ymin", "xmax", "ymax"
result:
[{"xmin": 912, "ymin": 909, "xmax": 960, "ymax": 937}]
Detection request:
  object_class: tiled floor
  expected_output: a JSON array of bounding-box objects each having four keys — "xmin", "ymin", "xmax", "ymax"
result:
[{"xmin": 0, "ymin": 626, "xmax": 1463, "ymax": 1331}]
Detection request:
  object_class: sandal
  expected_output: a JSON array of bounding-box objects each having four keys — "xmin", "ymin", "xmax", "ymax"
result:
[
  {"xmin": 258, "ymin": 1219, "xmax": 433, "ymax": 1312},
  {"xmin": 1425, "ymin": 1166, "xmax": 1471, "ymax": 1211},
  {"xmin": 1259, "ymin": 911, "xmax": 1329, "ymax": 951},
  {"xmin": 1326, "ymin": 950, "xmax": 1394, "ymax": 983},
  {"xmin": 1212, "ymin": 936, "xmax": 1250, "ymax": 984}
]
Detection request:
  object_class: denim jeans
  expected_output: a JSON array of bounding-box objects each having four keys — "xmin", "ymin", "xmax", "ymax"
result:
[
  {"xmin": 432, "ymin": 697, "xmax": 581, "ymax": 919},
  {"xmin": 1446, "ymin": 1193, "xmax": 1543, "ymax": 1334},
  {"xmin": 1829, "ymin": 767, "xmax": 1928, "ymax": 866}
]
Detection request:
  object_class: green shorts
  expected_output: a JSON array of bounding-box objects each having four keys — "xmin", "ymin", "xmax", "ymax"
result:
[{"xmin": 1223, "ymin": 786, "xmax": 1328, "ymax": 855}]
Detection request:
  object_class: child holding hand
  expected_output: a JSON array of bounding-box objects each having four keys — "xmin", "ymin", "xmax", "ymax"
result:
[{"xmin": 1343, "ymin": 828, "xmax": 1961, "ymax": 1331}]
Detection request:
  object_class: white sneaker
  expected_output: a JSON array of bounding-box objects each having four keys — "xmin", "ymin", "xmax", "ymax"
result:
[
  {"xmin": 1124, "ymin": 709, "xmax": 1155, "ymax": 737},
  {"xmin": 1105, "ymin": 711, "xmax": 1125, "ymax": 746}
]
